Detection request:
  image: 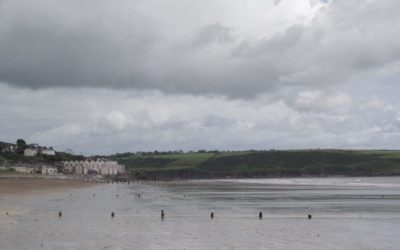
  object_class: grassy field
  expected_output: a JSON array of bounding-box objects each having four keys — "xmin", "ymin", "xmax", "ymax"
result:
[
  {"xmin": 111, "ymin": 149, "xmax": 400, "ymax": 179},
  {"xmin": 4, "ymin": 148, "xmax": 400, "ymax": 179}
]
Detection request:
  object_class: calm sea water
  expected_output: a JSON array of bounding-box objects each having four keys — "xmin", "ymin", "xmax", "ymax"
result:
[{"xmin": 1, "ymin": 177, "xmax": 400, "ymax": 250}]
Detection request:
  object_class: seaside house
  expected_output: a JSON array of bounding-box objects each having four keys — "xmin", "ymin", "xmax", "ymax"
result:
[
  {"xmin": 41, "ymin": 166, "xmax": 58, "ymax": 175},
  {"xmin": 24, "ymin": 144, "xmax": 56, "ymax": 156},
  {"xmin": 42, "ymin": 147, "xmax": 56, "ymax": 156},
  {"xmin": 24, "ymin": 148, "xmax": 38, "ymax": 157},
  {"xmin": 62, "ymin": 159, "xmax": 125, "ymax": 175},
  {"xmin": 13, "ymin": 165, "xmax": 41, "ymax": 174}
]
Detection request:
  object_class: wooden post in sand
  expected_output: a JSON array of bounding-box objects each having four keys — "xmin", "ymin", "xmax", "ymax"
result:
[
  {"xmin": 259, "ymin": 212, "xmax": 263, "ymax": 220},
  {"xmin": 308, "ymin": 214, "xmax": 312, "ymax": 219},
  {"xmin": 111, "ymin": 211, "xmax": 115, "ymax": 218}
]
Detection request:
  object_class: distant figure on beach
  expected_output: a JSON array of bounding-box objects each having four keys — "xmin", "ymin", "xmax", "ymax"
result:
[
  {"xmin": 161, "ymin": 209, "xmax": 165, "ymax": 220},
  {"xmin": 111, "ymin": 211, "xmax": 115, "ymax": 218},
  {"xmin": 308, "ymin": 214, "xmax": 312, "ymax": 219},
  {"xmin": 58, "ymin": 211, "xmax": 62, "ymax": 218},
  {"xmin": 210, "ymin": 211, "xmax": 214, "ymax": 219},
  {"xmin": 259, "ymin": 212, "xmax": 263, "ymax": 220}
]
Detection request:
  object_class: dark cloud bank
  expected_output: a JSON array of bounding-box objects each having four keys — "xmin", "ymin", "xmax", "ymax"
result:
[
  {"xmin": 0, "ymin": 0, "xmax": 400, "ymax": 154},
  {"xmin": 0, "ymin": 0, "xmax": 399, "ymax": 97}
]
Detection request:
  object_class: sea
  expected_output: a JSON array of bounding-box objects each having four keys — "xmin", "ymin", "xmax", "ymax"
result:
[{"xmin": 1, "ymin": 177, "xmax": 400, "ymax": 250}]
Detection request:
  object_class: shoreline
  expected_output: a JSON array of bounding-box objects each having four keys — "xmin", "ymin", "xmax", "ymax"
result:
[
  {"xmin": 1, "ymin": 173, "xmax": 398, "ymax": 195},
  {"xmin": 128, "ymin": 174, "xmax": 400, "ymax": 182}
]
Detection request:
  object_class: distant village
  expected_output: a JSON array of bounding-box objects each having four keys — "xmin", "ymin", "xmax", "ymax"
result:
[
  {"xmin": 0, "ymin": 139, "xmax": 125, "ymax": 176},
  {"xmin": 0, "ymin": 139, "xmax": 56, "ymax": 156}
]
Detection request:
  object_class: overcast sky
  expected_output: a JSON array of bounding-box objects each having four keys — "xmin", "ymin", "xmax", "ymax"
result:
[{"xmin": 0, "ymin": 0, "xmax": 399, "ymax": 155}]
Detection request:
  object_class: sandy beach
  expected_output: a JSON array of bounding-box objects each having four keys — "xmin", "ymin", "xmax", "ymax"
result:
[
  {"xmin": 1, "ymin": 177, "xmax": 399, "ymax": 249},
  {"xmin": 0, "ymin": 175, "xmax": 97, "ymax": 195},
  {"xmin": 0, "ymin": 175, "xmax": 98, "ymax": 226}
]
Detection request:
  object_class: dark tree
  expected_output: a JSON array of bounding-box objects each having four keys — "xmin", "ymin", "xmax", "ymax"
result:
[{"xmin": 16, "ymin": 139, "xmax": 27, "ymax": 155}]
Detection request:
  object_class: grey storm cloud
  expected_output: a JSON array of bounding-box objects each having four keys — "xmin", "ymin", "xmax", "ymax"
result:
[
  {"xmin": 1, "ymin": 0, "xmax": 400, "ymax": 154},
  {"xmin": 0, "ymin": 0, "xmax": 399, "ymax": 97}
]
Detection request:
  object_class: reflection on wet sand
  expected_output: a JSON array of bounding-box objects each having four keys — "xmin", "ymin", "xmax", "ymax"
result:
[{"xmin": 1, "ymin": 177, "xmax": 400, "ymax": 249}]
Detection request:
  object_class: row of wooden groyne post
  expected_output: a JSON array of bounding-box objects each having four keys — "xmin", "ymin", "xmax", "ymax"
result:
[
  {"xmin": 101, "ymin": 179, "xmax": 198, "ymax": 186},
  {"xmin": 85, "ymin": 179, "xmax": 192, "ymax": 185},
  {"xmin": 47, "ymin": 178, "xmax": 319, "ymax": 221},
  {"xmin": 56, "ymin": 209, "xmax": 312, "ymax": 220}
]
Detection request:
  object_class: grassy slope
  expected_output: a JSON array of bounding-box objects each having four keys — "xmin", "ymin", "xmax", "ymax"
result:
[
  {"xmin": 112, "ymin": 150, "xmax": 400, "ymax": 179},
  {"xmin": 113, "ymin": 153, "xmax": 215, "ymax": 173},
  {"xmin": 0, "ymin": 154, "xmax": 7, "ymax": 162}
]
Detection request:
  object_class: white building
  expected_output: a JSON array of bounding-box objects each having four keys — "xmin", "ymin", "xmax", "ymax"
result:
[
  {"xmin": 41, "ymin": 166, "xmax": 58, "ymax": 175},
  {"xmin": 13, "ymin": 165, "xmax": 40, "ymax": 174},
  {"xmin": 42, "ymin": 149, "xmax": 56, "ymax": 156},
  {"xmin": 24, "ymin": 145, "xmax": 55, "ymax": 156},
  {"xmin": 63, "ymin": 159, "xmax": 124, "ymax": 175},
  {"xmin": 24, "ymin": 148, "xmax": 38, "ymax": 157}
]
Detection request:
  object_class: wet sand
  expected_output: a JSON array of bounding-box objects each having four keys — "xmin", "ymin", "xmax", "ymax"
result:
[
  {"xmin": 0, "ymin": 175, "xmax": 97, "ymax": 195},
  {"xmin": 1, "ymin": 177, "xmax": 400, "ymax": 249},
  {"xmin": 0, "ymin": 176, "xmax": 98, "ymax": 223}
]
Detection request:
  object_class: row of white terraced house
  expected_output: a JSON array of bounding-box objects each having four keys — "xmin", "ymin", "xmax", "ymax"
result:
[{"xmin": 62, "ymin": 160, "xmax": 125, "ymax": 175}]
